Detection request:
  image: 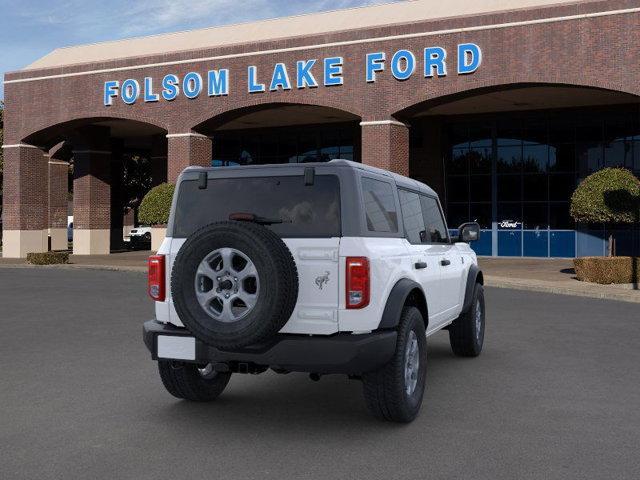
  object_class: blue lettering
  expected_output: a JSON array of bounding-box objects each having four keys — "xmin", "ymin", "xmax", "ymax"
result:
[
  {"xmin": 457, "ymin": 43, "xmax": 482, "ymax": 74},
  {"xmin": 270, "ymin": 63, "xmax": 292, "ymax": 91},
  {"xmin": 161, "ymin": 74, "xmax": 179, "ymax": 101},
  {"xmin": 324, "ymin": 57, "xmax": 343, "ymax": 86},
  {"xmin": 390, "ymin": 50, "xmax": 415, "ymax": 81},
  {"xmin": 208, "ymin": 69, "xmax": 229, "ymax": 96},
  {"xmin": 103, "ymin": 80, "xmax": 119, "ymax": 106},
  {"xmin": 183, "ymin": 72, "xmax": 203, "ymax": 99},
  {"xmin": 366, "ymin": 52, "xmax": 385, "ymax": 82},
  {"xmin": 248, "ymin": 66, "xmax": 265, "ymax": 93},
  {"xmin": 144, "ymin": 77, "xmax": 159, "ymax": 102},
  {"xmin": 296, "ymin": 60, "xmax": 318, "ymax": 89},
  {"xmin": 121, "ymin": 79, "xmax": 140, "ymax": 104},
  {"xmin": 424, "ymin": 47, "xmax": 447, "ymax": 77}
]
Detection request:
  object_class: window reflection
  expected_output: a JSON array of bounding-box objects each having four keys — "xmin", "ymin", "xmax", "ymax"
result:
[
  {"xmin": 213, "ymin": 123, "xmax": 358, "ymax": 166},
  {"xmin": 444, "ymin": 106, "xmax": 640, "ymax": 240}
]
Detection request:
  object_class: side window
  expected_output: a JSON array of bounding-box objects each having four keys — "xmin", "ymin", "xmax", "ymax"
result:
[
  {"xmin": 398, "ymin": 189, "xmax": 426, "ymax": 244},
  {"xmin": 420, "ymin": 195, "xmax": 449, "ymax": 243},
  {"xmin": 361, "ymin": 177, "xmax": 398, "ymax": 233}
]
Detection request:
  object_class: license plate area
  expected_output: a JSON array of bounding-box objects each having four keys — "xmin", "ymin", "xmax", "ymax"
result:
[{"xmin": 157, "ymin": 335, "xmax": 196, "ymax": 360}]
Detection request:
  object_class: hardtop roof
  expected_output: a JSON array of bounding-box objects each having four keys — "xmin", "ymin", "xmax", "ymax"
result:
[{"xmin": 183, "ymin": 159, "xmax": 438, "ymax": 197}]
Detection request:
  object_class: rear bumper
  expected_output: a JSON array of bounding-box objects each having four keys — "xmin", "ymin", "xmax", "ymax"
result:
[{"xmin": 143, "ymin": 320, "xmax": 397, "ymax": 375}]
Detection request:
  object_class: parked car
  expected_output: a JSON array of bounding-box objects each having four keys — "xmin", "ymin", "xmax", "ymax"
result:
[
  {"xmin": 67, "ymin": 216, "xmax": 73, "ymax": 242},
  {"xmin": 128, "ymin": 226, "xmax": 152, "ymax": 250},
  {"xmin": 143, "ymin": 160, "xmax": 484, "ymax": 422}
]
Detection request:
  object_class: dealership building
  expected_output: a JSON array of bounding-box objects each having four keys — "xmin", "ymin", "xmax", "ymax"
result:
[{"xmin": 2, "ymin": 0, "xmax": 640, "ymax": 257}]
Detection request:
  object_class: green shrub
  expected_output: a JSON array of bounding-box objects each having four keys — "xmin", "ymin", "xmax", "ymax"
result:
[
  {"xmin": 27, "ymin": 251, "xmax": 70, "ymax": 265},
  {"xmin": 574, "ymin": 256, "xmax": 640, "ymax": 284},
  {"xmin": 138, "ymin": 183, "xmax": 175, "ymax": 226},
  {"xmin": 570, "ymin": 168, "xmax": 640, "ymax": 224}
]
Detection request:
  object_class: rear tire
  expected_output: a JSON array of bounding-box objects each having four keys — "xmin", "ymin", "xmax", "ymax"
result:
[
  {"xmin": 449, "ymin": 283, "xmax": 485, "ymax": 357},
  {"xmin": 158, "ymin": 361, "xmax": 231, "ymax": 402},
  {"xmin": 362, "ymin": 306, "xmax": 427, "ymax": 423}
]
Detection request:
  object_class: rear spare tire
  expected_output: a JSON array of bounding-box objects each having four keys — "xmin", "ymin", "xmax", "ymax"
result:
[{"xmin": 171, "ymin": 221, "xmax": 298, "ymax": 349}]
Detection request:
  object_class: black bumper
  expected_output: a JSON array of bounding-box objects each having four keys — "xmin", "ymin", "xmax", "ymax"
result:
[{"xmin": 143, "ymin": 320, "xmax": 397, "ymax": 375}]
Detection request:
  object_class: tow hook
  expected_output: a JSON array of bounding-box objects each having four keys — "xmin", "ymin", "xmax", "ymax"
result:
[{"xmin": 309, "ymin": 373, "xmax": 322, "ymax": 382}]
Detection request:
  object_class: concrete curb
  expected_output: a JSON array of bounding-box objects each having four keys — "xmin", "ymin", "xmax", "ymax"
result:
[
  {"xmin": 485, "ymin": 276, "xmax": 640, "ymax": 304},
  {"xmin": 0, "ymin": 263, "xmax": 146, "ymax": 273}
]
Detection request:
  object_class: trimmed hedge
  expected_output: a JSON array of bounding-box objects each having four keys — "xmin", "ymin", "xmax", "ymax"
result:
[
  {"xmin": 27, "ymin": 251, "xmax": 70, "ymax": 265},
  {"xmin": 574, "ymin": 256, "xmax": 640, "ymax": 284},
  {"xmin": 570, "ymin": 168, "xmax": 640, "ymax": 224},
  {"xmin": 138, "ymin": 183, "xmax": 175, "ymax": 226}
]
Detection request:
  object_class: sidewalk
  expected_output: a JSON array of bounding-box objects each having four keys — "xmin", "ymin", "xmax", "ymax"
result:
[
  {"xmin": 479, "ymin": 257, "xmax": 640, "ymax": 303},
  {"xmin": 1, "ymin": 251, "xmax": 639, "ymax": 303},
  {"xmin": 0, "ymin": 250, "xmax": 149, "ymax": 272}
]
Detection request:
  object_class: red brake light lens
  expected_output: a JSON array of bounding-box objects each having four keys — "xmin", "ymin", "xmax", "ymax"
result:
[
  {"xmin": 346, "ymin": 257, "xmax": 370, "ymax": 309},
  {"xmin": 148, "ymin": 255, "xmax": 166, "ymax": 301}
]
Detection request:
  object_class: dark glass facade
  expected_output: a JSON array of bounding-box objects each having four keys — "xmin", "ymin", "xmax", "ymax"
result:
[
  {"xmin": 208, "ymin": 106, "xmax": 638, "ymax": 258},
  {"xmin": 442, "ymin": 105, "xmax": 640, "ymax": 257},
  {"xmin": 212, "ymin": 122, "xmax": 360, "ymax": 167}
]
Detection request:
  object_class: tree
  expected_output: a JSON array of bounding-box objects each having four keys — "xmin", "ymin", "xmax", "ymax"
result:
[
  {"xmin": 121, "ymin": 153, "xmax": 152, "ymax": 210},
  {"xmin": 570, "ymin": 167, "xmax": 640, "ymax": 256},
  {"xmin": 138, "ymin": 183, "xmax": 175, "ymax": 226}
]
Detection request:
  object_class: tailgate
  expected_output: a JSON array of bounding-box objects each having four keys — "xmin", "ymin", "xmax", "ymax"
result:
[{"xmin": 280, "ymin": 238, "xmax": 341, "ymax": 334}]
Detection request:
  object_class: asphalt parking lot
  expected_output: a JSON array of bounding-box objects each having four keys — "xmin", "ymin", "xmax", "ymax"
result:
[{"xmin": 1, "ymin": 268, "xmax": 639, "ymax": 480}]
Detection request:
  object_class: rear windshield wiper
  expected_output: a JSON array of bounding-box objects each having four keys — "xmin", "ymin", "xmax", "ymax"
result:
[{"xmin": 229, "ymin": 212, "xmax": 287, "ymax": 225}]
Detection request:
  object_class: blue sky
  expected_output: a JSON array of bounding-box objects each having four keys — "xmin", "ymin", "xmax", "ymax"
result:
[{"xmin": 0, "ymin": 0, "xmax": 400, "ymax": 100}]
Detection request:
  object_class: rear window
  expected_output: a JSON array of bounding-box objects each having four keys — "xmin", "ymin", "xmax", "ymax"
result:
[{"xmin": 173, "ymin": 175, "xmax": 341, "ymax": 238}]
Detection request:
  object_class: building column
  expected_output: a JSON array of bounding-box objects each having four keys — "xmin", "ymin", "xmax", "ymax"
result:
[
  {"xmin": 151, "ymin": 134, "xmax": 168, "ymax": 187},
  {"xmin": 110, "ymin": 143, "xmax": 125, "ymax": 251},
  {"xmin": 48, "ymin": 159, "xmax": 69, "ymax": 251},
  {"xmin": 360, "ymin": 120, "xmax": 410, "ymax": 176},
  {"xmin": 167, "ymin": 133, "xmax": 212, "ymax": 184},
  {"xmin": 71, "ymin": 126, "xmax": 113, "ymax": 255},
  {"xmin": 1, "ymin": 144, "xmax": 49, "ymax": 258}
]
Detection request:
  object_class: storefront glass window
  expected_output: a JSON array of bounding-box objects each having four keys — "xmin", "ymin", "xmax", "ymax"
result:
[
  {"xmin": 442, "ymin": 105, "xmax": 640, "ymax": 257},
  {"xmin": 213, "ymin": 122, "xmax": 359, "ymax": 166}
]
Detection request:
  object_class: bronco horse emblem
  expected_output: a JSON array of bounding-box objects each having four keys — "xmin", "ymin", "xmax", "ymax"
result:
[{"xmin": 315, "ymin": 271, "xmax": 330, "ymax": 290}]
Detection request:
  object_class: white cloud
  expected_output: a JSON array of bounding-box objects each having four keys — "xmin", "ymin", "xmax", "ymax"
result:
[{"xmin": 12, "ymin": 0, "xmax": 400, "ymax": 40}]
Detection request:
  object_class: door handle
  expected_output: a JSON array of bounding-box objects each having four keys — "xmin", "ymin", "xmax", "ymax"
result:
[
  {"xmin": 440, "ymin": 259, "xmax": 451, "ymax": 266},
  {"xmin": 414, "ymin": 262, "xmax": 427, "ymax": 270}
]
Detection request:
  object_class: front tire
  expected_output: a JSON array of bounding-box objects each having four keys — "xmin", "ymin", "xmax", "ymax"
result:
[
  {"xmin": 449, "ymin": 283, "xmax": 485, "ymax": 357},
  {"xmin": 362, "ymin": 306, "xmax": 427, "ymax": 423},
  {"xmin": 158, "ymin": 361, "xmax": 231, "ymax": 402}
]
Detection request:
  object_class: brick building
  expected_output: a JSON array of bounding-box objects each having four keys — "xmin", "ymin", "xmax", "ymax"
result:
[{"xmin": 2, "ymin": 0, "xmax": 640, "ymax": 257}]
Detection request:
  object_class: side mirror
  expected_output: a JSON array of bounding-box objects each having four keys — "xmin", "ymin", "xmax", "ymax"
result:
[{"xmin": 457, "ymin": 222, "xmax": 481, "ymax": 243}]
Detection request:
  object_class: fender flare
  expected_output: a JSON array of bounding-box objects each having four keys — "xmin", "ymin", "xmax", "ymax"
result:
[
  {"xmin": 377, "ymin": 279, "xmax": 427, "ymax": 330},
  {"xmin": 461, "ymin": 264, "xmax": 484, "ymax": 313}
]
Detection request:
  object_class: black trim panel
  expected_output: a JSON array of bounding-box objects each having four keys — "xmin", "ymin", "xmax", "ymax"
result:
[
  {"xmin": 378, "ymin": 278, "xmax": 424, "ymax": 329},
  {"xmin": 143, "ymin": 320, "xmax": 397, "ymax": 375},
  {"xmin": 461, "ymin": 265, "xmax": 482, "ymax": 313}
]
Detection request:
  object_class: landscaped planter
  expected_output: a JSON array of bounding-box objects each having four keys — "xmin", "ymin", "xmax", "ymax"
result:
[
  {"xmin": 574, "ymin": 256, "xmax": 640, "ymax": 284},
  {"xmin": 139, "ymin": 183, "xmax": 175, "ymax": 252},
  {"xmin": 151, "ymin": 225, "xmax": 167, "ymax": 252}
]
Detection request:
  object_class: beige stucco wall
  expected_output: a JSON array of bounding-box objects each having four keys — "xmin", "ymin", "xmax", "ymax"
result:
[{"xmin": 2, "ymin": 230, "xmax": 48, "ymax": 258}]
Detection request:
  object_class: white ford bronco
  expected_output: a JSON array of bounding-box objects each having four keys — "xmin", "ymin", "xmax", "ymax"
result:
[{"xmin": 143, "ymin": 160, "xmax": 485, "ymax": 422}]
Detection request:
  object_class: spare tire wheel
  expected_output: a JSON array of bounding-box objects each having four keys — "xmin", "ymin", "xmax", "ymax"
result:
[{"xmin": 171, "ymin": 221, "xmax": 298, "ymax": 349}]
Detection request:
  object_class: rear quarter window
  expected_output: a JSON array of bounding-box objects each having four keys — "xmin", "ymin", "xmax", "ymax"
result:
[
  {"xmin": 173, "ymin": 175, "xmax": 341, "ymax": 238},
  {"xmin": 361, "ymin": 177, "xmax": 398, "ymax": 233}
]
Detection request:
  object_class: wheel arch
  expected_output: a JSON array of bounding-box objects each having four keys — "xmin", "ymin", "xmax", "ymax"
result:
[
  {"xmin": 378, "ymin": 279, "xmax": 428, "ymax": 331},
  {"xmin": 461, "ymin": 265, "xmax": 483, "ymax": 314}
]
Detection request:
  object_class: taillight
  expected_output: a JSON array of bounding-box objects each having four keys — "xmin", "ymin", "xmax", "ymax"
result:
[
  {"xmin": 148, "ymin": 255, "xmax": 165, "ymax": 301},
  {"xmin": 346, "ymin": 257, "xmax": 370, "ymax": 309}
]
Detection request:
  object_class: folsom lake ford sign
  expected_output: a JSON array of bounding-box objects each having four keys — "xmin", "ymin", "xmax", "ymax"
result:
[{"xmin": 103, "ymin": 43, "xmax": 482, "ymax": 106}]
